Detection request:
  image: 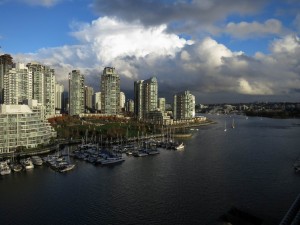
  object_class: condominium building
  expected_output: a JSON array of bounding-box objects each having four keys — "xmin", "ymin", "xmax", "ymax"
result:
[
  {"xmin": 0, "ymin": 54, "xmax": 14, "ymax": 104},
  {"xmin": 0, "ymin": 102, "xmax": 56, "ymax": 154},
  {"xmin": 134, "ymin": 77, "xmax": 158, "ymax": 120},
  {"xmin": 55, "ymin": 83, "xmax": 64, "ymax": 112},
  {"xmin": 125, "ymin": 99, "xmax": 134, "ymax": 113},
  {"xmin": 69, "ymin": 70, "xmax": 85, "ymax": 116},
  {"xmin": 101, "ymin": 67, "xmax": 120, "ymax": 115},
  {"xmin": 3, "ymin": 63, "xmax": 32, "ymax": 105},
  {"xmin": 94, "ymin": 92, "xmax": 101, "ymax": 112},
  {"xmin": 120, "ymin": 92, "xmax": 125, "ymax": 109},
  {"xmin": 27, "ymin": 62, "xmax": 56, "ymax": 118},
  {"xmin": 158, "ymin": 97, "xmax": 166, "ymax": 112},
  {"xmin": 84, "ymin": 86, "xmax": 94, "ymax": 112},
  {"xmin": 173, "ymin": 91, "xmax": 195, "ymax": 120}
]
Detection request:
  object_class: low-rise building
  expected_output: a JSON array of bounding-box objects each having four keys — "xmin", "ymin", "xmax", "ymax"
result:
[{"xmin": 0, "ymin": 103, "xmax": 56, "ymax": 154}]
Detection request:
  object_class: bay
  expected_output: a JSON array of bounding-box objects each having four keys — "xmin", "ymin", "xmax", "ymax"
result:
[{"xmin": 1, "ymin": 115, "xmax": 300, "ymax": 225}]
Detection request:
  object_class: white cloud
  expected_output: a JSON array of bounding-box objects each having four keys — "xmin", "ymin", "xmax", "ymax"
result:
[
  {"xmin": 13, "ymin": 17, "xmax": 300, "ymax": 101},
  {"xmin": 238, "ymin": 78, "xmax": 273, "ymax": 95},
  {"xmin": 270, "ymin": 35, "xmax": 300, "ymax": 53},
  {"xmin": 225, "ymin": 19, "xmax": 283, "ymax": 38},
  {"xmin": 71, "ymin": 17, "xmax": 191, "ymax": 64}
]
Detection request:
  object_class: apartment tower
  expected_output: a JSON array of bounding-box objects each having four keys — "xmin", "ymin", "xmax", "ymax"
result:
[
  {"xmin": 69, "ymin": 70, "xmax": 85, "ymax": 116},
  {"xmin": 101, "ymin": 67, "xmax": 120, "ymax": 115}
]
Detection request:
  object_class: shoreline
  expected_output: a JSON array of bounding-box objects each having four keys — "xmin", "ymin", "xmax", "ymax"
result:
[{"xmin": 0, "ymin": 120, "xmax": 215, "ymax": 159}]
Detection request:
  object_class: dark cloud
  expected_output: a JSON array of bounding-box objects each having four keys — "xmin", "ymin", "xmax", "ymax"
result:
[{"xmin": 92, "ymin": 0, "xmax": 266, "ymax": 34}]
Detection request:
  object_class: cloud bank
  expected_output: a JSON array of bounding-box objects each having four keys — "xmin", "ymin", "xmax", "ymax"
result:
[{"xmin": 13, "ymin": 17, "xmax": 300, "ymax": 103}]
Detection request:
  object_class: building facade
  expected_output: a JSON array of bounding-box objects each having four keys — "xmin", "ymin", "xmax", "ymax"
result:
[
  {"xmin": 173, "ymin": 91, "xmax": 195, "ymax": 120},
  {"xmin": 94, "ymin": 92, "xmax": 101, "ymax": 112},
  {"xmin": 158, "ymin": 97, "xmax": 166, "ymax": 112},
  {"xmin": 101, "ymin": 67, "xmax": 120, "ymax": 115},
  {"xmin": 134, "ymin": 77, "xmax": 158, "ymax": 120},
  {"xmin": 0, "ymin": 54, "xmax": 14, "ymax": 104},
  {"xmin": 84, "ymin": 86, "xmax": 94, "ymax": 112},
  {"xmin": 55, "ymin": 83, "xmax": 64, "ymax": 113},
  {"xmin": 125, "ymin": 99, "xmax": 134, "ymax": 113},
  {"xmin": 27, "ymin": 62, "xmax": 56, "ymax": 118},
  {"xmin": 120, "ymin": 92, "xmax": 125, "ymax": 110},
  {"xmin": 0, "ymin": 103, "xmax": 56, "ymax": 154},
  {"xmin": 69, "ymin": 70, "xmax": 85, "ymax": 116},
  {"xmin": 4, "ymin": 63, "xmax": 32, "ymax": 105}
]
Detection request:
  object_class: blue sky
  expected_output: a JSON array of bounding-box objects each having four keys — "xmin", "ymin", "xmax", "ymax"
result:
[{"xmin": 0, "ymin": 0, "xmax": 300, "ymax": 103}]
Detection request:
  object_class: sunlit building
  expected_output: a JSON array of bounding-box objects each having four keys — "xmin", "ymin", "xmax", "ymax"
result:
[
  {"xmin": 134, "ymin": 76, "xmax": 158, "ymax": 120},
  {"xmin": 101, "ymin": 67, "xmax": 120, "ymax": 115},
  {"xmin": 69, "ymin": 70, "xmax": 85, "ymax": 116},
  {"xmin": 94, "ymin": 92, "xmax": 101, "ymax": 112},
  {"xmin": 173, "ymin": 90, "xmax": 195, "ymax": 120},
  {"xmin": 3, "ymin": 63, "xmax": 32, "ymax": 105},
  {"xmin": 27, "ymin": 62, "xmax": 56, "ymax": 118},
  {"xmin": 0, "ymin": 102, "xmax": 56, "ymax": 155},
  {"xmin": 55, "ymin": 83, "xmax": 64, "ymax": 113}
]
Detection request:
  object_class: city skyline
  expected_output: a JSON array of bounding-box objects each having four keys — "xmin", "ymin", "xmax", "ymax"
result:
[{"xmin": 0, "ymin": 0, "xmax": 300, "ymax": 103}]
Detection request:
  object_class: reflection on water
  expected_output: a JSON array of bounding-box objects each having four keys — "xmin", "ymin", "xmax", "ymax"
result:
[{"xmin": 1, "ymin": 115, "xmax": 300, "ymax": 225}]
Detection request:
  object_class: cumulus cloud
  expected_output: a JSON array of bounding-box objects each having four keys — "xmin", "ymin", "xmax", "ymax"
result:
[
  {"xmin": 13, "ymin": 16, "xmax": 300, "ymax": 102},
  {"xmin": 225, "ymin": 19, "xmax": 283, "ymax": 38},
  {"xmin": 71, "ymin": 17, "xmax": 191, "ymax": 65}
]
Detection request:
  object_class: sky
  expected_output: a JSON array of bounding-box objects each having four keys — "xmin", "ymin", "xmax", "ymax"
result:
[{"xmin": 0, "ymin": 0, "xmax": 300, "ymax": 103}]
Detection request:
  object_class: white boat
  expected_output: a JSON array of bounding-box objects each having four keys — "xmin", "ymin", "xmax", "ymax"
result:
[
  {"xmin": 10, "ymin": 163, "xmax": 22, "ymax": 172},
  {"xmin": 31, "ymin": 156, "xmax": 43, "ymax": 166},
  {"xmin": 100, "ymin": 157, "xmax": 125, "ymax": 165},
  {"xmin": 0, "ymin": 161, "xmax": 12, "ymax": 175},
  {"xmin": 20, "ymin": 158, "xmax": 34, "ymax": 170},
  {"xmin": 59, "ymin": 164, "xmax": 75, "ymax": 173},
  {"xmin": 175, "ymin": 143, "xmax": 185, "ymax": 150}
]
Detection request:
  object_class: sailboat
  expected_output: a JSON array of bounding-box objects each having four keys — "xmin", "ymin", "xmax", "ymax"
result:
[
  {"xmin": 231, "ymin": 118, "xmax": 235, "ymax": 129},
  {"xmin": 224, "ymin": 121, "xmax": 227, "ymax": 132}
]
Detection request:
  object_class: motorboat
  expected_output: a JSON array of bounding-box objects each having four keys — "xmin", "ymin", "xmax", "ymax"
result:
[
  {"xmin": 31, "ymin": 156, "xmax": 43, "ymax": 166},
  {"xmin": 0, "ymin": 161, "xmax": 12, "ymax": 175},
  {"xmin": 175, "ymin": 142, "xmax": 185, "ymax": 150},
  {"xmin": 20, "ymin": 158, "xmax": 34, "ymax": 170}
]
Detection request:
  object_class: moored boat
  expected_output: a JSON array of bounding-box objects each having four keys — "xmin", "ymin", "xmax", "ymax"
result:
[
  {"xmin": 20, "ymin": 158, "xmax": 34, "ymax": 170},
  {"xmin": 175, "ymin": 142, "xmax": 185, "ymax": 150},
  {"xmin": 0, "ymin": 161, "xmax": 12, "ymax": 175},
  {"xmin": 31, "ymin": 156, "xmax": 43, "ymax": 166}
]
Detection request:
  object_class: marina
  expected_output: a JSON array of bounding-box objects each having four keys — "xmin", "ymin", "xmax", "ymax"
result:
[{"xmin": 1, "ymin": 115, "xmax": 300, "ymax": 225}]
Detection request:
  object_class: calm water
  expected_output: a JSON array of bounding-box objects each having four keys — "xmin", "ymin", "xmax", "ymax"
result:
[{"xmin": 1, "ymin": 115, "xmax": 300, "ymax": 225}]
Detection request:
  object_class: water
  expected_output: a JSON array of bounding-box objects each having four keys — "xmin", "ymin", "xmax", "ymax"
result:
[{"xmin": 1, "ymin": 115, "xmax": 300, "ymax": 225}]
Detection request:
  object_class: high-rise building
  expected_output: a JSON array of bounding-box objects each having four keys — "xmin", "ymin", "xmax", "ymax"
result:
[
  {"xmin": 158, "ymin": 97, "xmax": 166, "ymax": 112},
  {"xmin": 120, "ymin": 92, "xmax": 125, "ymax": 109},
  {"xmin": 173, "ymin": 90, "xmax": 195, "ymax": 120},
  {"xmin": 125, "ymin": 99, "xmax": 134, "ymax": 113},
  {"xmin": 134, "ymin": 80, "xmax": 144, "ymax": 120},
  {"xmin": 134, "ymin": 77, "xmax": 158, "ymax": 120},
  {"xmin": 101, "ymin": 67, "xmax": 120, "ymax": 115},
  {"xmin": 94, "ymin": 92, "xmax": 101, "ymax": 112},
  {"xmin": 55, "ymin": 83, "xmax": 64, "ymax": 112},
  {"xmin": 69, "ymin": 70, "xmax": 84, "ymax": 116},
  {"xmin": 0, "ymin": 54, "xmax": 14, "ymax": 104},
  {"xmin": 4, "ymin": 63, "xmax": 32, "ymax": 105},
  {"xmin": 84, "ymin": 86, "xmax": 94, "ymax": 112},
  {"xmin": 27, "ymin": 62, "xmax": 56, "ymax": 118}
]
